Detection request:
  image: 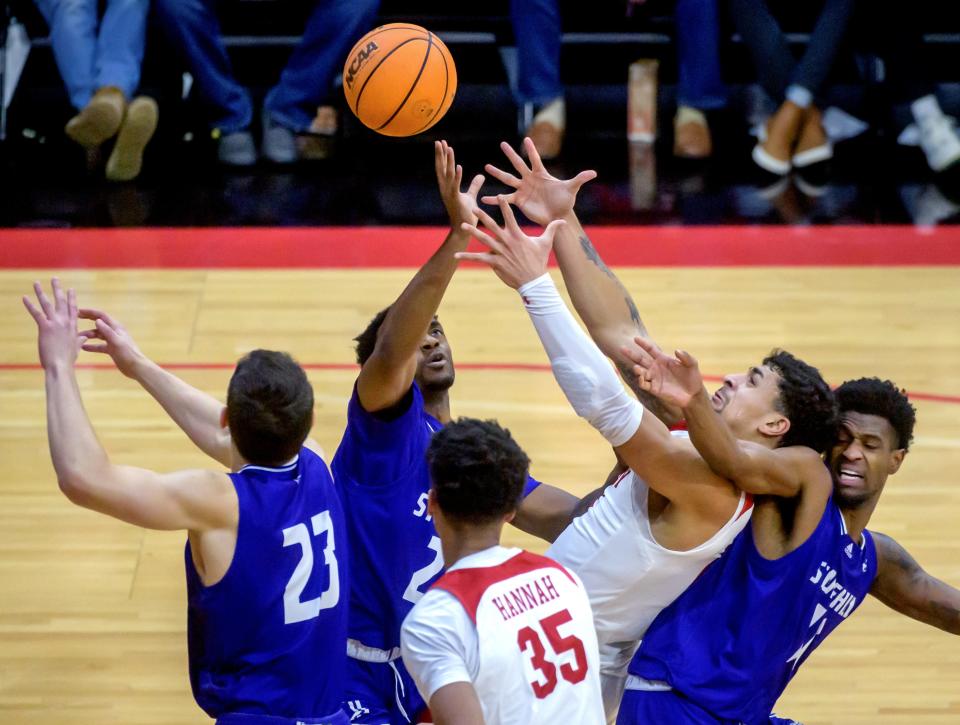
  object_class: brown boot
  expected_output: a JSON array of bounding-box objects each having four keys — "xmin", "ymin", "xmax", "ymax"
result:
[
  {"xmin": 65, "ymin": 86, "xmax": 126, "ymax": 148},
  {"xmin": 106, "ymin": 96, "xmax": 158, "ymax": 182}
]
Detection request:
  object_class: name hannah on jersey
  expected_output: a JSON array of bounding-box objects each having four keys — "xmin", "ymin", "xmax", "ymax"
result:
[
  {"xmin": 809, "ymin": 561, "xmax": 858, "ymax": 617},
  {"xmin": 491, "ymin": 574, "xmax": 561, "ymax": 622}
]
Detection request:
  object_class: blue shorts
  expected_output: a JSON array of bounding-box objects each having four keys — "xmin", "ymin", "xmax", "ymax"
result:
[
  {"xmin": 616, "ymin": 689, "xmax": 802, "ymax": 725},
  {"xmin": 216, "ymin": 711, "xmax": 349, "ymax": 725},
  {"xmin": 344, "ymin": 657, "xmax": 427, "ymax": 725}
]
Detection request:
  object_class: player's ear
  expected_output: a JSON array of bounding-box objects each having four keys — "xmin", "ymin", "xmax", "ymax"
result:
[
  {"xmin": 760, "ymin": 414, "xmax": 789, "ymax": 440},
  {"xmin": 888, "ymin": 448, "xmax": 906, "ymax": 475},
  {"xmin": 219, "ymin": 406, "xmax": 228, "ymax": 429},
  {"xmin": 503, "ymin": 509, "xmax": 516, "ymax": 525},
  {"xmin": 427, "ymin": 488, "xmax": 439, "ymax": 518}
]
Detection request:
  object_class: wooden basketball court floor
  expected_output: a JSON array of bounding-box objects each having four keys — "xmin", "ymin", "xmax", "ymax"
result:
[{"xmin": 1, "ymin": 226, "xmax": 959, "ymax": 724}]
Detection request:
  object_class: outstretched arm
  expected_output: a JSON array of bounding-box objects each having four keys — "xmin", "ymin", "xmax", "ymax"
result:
[
  {"xmin": 357, "ymin": 141, "xmax": 483, "ymax": 412},
  {"xmin": 484, "ymin": 137, "xmax": 680, "ymax": 425},
  {"xmin": 871, "ymin": 532, "xmax": 960, "ymax": 635},
  {"xmin": 513, "ymin": 483, "xmax": 580, "ymax": 543},
  {"xmin": 78, "ymin": 309, "xmax": 233, "ymax": 468},
  {"xmin": 624, "ymin": 339, "xmax": 825, "ymax": 497},
  {"xmin": 24, "ymin": 280, "xmax": 235, "ymax": 532},
  {"xmin": 458, "ymin": 201, "xmax": 716, "ymax": 509}
]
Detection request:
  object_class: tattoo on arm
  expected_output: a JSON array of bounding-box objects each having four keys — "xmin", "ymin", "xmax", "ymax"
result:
[
  {"xmin": 624, "ymin": 295, "xmax": 646, "ymax": 336},
  {"xmin": 872, "ymin": 532, "xmax": 960, "ymax": 635},
  {"xmin": 579, "ymin": 235, "xmax": 616, "ymax": 279}
]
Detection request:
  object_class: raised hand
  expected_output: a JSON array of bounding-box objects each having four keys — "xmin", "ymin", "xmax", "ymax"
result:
[
  {"xmin": 77, "ymin": 308, "xmax": 145, "ymax": 379},
  {"xmin": 622, "ymin": 337, "xmax": 704, "ymax": 409},
  {"xmin": 22, "ymin": 279, "xmax": 82, "ymax": 371},
  {"xmin": 482, "ymin": 137, "xmax": 596, "ymax": 226},
  {"xmin": 456, "ymin": 196, "xmax": 566, "ymax": 289},
  {"xmin": 435, "ymin": 139, "xmax": 485, "ymax": 231}
]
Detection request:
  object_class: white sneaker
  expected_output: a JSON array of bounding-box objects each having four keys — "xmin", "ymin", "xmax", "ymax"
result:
[{"xmin": 918, "ymin": 115, "xmax": 960, "ymax": 172}]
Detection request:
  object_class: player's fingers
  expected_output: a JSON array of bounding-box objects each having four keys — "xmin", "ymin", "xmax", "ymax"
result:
[
  {"xmin": 67, "ymin": 288, "xmax": 78, "ymax": 325},
  {"xmin": 467, "ymin": 174, "xmax": 485, "ymax": 199},
  {"xmin": 458, "ymin": 223, "xmax": 504, "ymax": 254},
  {"xmin": 454, "ymin": 251, "xmax": 499, "ymax": 268},
  {"xmin": 445, "ymin": 144, "xmax": 456, "ymax": 178},
  {"xmin": 483, "ymin": 163, "xmax": 521, "ymax": 189},
  {"xmin": 567, "ymin": 169, "xmax": 598, "ymax": 191},
  {"xmin": 433, "ymin": 141, "xmax": 443, "ymax": 179},
  {"xmin": 500, "ymin": 140, "xmax": 530, "ymax": 177},
  {"xmin": 22, "ymin": 295, "xmax": 45, "ymax": 324},
  {"xmin": 481, "ymin": 191, "xmax": 518, "ymax": 206},
  {"xmin": 540, "ymin": 219, "xmax": 567, "ymax": 246},
  {"xmin": 498, "ymin": 196, "xmax": 522, "ymax": 235},
  {"xmin": 95, "ymin": 318, "xmax": 123, "ymax": 343},
  {"xmin": 81, "ymin": 342, "xmax": 110, "ymax": 354},
  {"xmin": 51, "ymin": 278, "xmax": 67, "ymax": 312},
  {"xmin": 524, "ymin": 136, "xmax": 546, "ymax": 173},
  {"xmin": 676, "ymin": 349, "xmax": 698, "ymax": 368},
  {"xmin": 473, "ymin": 206, "xmax": 506, "ymax": 243},
  {"xmin": 634, "ymin": 336, "xmax": 662, "ymax": 357},
  {"xmin": 78, "ymin": 328, "xmax": 103, "ymax": 340},
  {"xmin": 455, "ymin": 164, "xmax": 463, "ymax": 190},
  {"xmin": 78, "ymin": 308, "xmax": 118, "ymax": 328},
  {"xmin": 33, "ymin": 281, "xmax": 54, "ymax": 318}
]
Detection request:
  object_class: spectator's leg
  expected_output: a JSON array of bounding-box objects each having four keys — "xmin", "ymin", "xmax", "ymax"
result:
[
  {"xmin": 727, "ymin": 0, "xmax": 793, "ymax": 102},
  {"xmin": 95, "ymin": 0, "xmax": 147, "ymax": 101},
  {"xmin": 35, "ymin": 0, "xmax": 128, "ymax": 146},
  {"xmin": 264, "ymin": 0, "xmax": 380, "ymax": 135},
  {"xmin": 510, "ymin": 0, "xmax": 564, "ymax": 159},
  {"xmin": 674, "ymin": 0, "xmax": 727, "ymax": 158},
  {"xmin": 676, "ymin": 0, "xmax": 727, "ymax": 111},
  {"xmin": 790, "ymin": 0, "xmax": 855, "ymax": 102},
  {"xmin": 152, "ymin": 0, "xmax": 252, "ymax": 134},
  {"xmin": 33, "ymin": 0, "xmax": 97, "ymax": 109}
]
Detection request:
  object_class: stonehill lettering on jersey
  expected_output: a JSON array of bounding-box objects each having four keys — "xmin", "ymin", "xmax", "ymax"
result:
[
  {"xmin": 491, "ymin": 574, "xmax": 561, "ymax": 621},
  {"xmin": 810, "ymin": 560, "xmax": 859, "ymax": 618}
]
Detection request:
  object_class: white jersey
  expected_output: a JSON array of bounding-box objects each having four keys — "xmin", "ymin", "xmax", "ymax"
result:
[
  {"xmin": 400, "ymin": 546, "xmax": 605, "ymax": 725},
  {"xmin": 547, "ymin": 461, "xmax": 753, "ymax": 721}
]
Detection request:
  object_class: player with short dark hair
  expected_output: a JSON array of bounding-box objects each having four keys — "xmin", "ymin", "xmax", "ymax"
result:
[
  {"xmin": 226, "ymin": 349, "xmax": 316, "ymax": 465},
  {"xmin": 24, "ymin": 280, "xmax": 350, "ymax": 725},
  {"xmin": 401, "ymin": 418, "xmax": 605, "ymax": 725},
  {"xmin": 611, "ymin": 366, "xmax": 960, "ymax": 723},
  {"xmin": 426, "ymin": 417, "xmax": 529, "ymax": 524}
]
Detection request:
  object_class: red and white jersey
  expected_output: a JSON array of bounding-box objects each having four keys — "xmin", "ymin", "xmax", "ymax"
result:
[
  {"xmin": 547, "ymin": 446, "xmax": 753, "ymax": 721},
  {"xmin": 400, "ymin": 546, "xmax": 605, "ymax": 725}
]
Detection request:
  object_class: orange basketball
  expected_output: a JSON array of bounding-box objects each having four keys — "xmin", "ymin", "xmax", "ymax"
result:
[{"xmin": 343, "ymin": 24, "xmax": 457, "ymax": 137}]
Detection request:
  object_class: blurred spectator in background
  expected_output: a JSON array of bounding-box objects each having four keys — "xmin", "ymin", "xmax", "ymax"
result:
[
  {"xmin": 853, "ymin": 0, "xmax": 960, "ymax": 174},
  {"xmin": 511, "ymin": 0, "xmax": 565, "ymax": 160},
  {"xmin": 154, "ymin": 0, "xmax": 379, "ymax": 165},
  {"xmin": 629, "ymin": 0, "xmax": 727, "ymax": 159},
  {"xmin": 730, "ymin": 0, "xmax": 854, "ymax": 175},
  {"xmin": 34, "ymin": 0, "xmax": 158, "ymax": 181}
]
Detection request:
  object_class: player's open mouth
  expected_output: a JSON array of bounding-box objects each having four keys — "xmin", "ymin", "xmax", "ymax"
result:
[
  {"xmin": 426, "ymin": 352, "xmax": 447, "ymax": 369},
  {"xmin": 837, "ymin": 468, "xmax": 865, "ymax": 486},
  {"xmin": 711, "ymin": 389, "xmax": 726, "ymax": 408}
]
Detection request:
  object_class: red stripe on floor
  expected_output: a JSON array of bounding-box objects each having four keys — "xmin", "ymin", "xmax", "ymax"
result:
[
  {"xmin": 2, "ymin": 362, "xmax": 957, "ymax": 405},
  {"xmin": 2, "ymin": 226, "xmax": 959, "ymax": 268}
]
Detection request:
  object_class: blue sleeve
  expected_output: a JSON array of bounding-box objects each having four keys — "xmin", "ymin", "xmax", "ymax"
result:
[
  {"xmin": 522, "ymin": 474, "xmax": 542, "ymax": 499},
  {"xmin": 333, "ymin": 382, "xmax": 430, "ymax": 486}
]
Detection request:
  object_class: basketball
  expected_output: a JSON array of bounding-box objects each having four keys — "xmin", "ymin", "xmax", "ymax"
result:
[{"xmin": 342, "ymin": 24, "xmax": 457, "ymax": 137}]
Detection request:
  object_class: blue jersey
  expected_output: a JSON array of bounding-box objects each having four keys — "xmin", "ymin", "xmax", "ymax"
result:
[
  {"xmin": 186, "ymin": 448, "xmax": 349, "ymax": 721},
  {"xmin": 332, "ymin": 382, "xmax": 541, "ymax": 651},
  {"xmin": 629, "ymin": 500, "xmax": 877, "ymax": 724}
]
